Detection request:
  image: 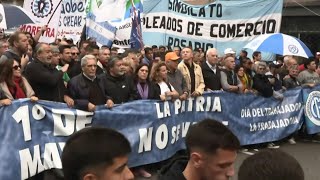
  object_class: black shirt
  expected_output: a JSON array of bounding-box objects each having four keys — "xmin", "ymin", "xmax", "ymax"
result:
[{"xmin": 185, "ymin": 63, "xmax": 195, "ymax": 93}]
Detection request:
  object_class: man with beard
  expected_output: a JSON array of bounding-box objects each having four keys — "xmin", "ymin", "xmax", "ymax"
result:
[
  {"xmin": 0, "ymin": 31, "xmax": 29, "ymax": 69},
  {"xmin": 24, "ymin": 43, "xmax": 74, "ymax": 105},
  {"xmin": 99, "ymin": 56, "xmax": 137, "ymax": 104}
]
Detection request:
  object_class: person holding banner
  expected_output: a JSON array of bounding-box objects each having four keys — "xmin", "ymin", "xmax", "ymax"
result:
[
  {"xmin": 100, "ymin": 56, "xmax": 137, "ymax": 104},
  {"xmin": 150, "ymin": 62, "xmax": 179, "ymax": 101},
  {"xmin": 134, "ymin": 63, "xmax": 161, "ymax": 100},
  {"xmin": 62, "ymin": 127, "xmax": 134, "ymax": 180},
  {"xmin": 220, "ymin": 55, "xmax": 243, "ymax": 93},
  {"xmin": 0, "ymin": 58, "xmax": 38, "ymax": 101},
  {"xmin": 201, "ymin": 48, "xmax": 222, "ymax": 91},
  {"xmin": 68, "ymin": 55, "xmax": 113, "ymax": 111},
  {"xmin": 165, "ymin": 52, "xmax": 189, "ymax": 101},
  {"xmin": 158, "ymin": 119, "xmax": 240, "ymax": 180},
  {"xmin": 178, "ymin": 47, "xmax": 205, "ymax": 97}
]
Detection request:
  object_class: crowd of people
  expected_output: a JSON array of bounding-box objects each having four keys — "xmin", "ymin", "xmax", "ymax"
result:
[
  {"xmin": 0, "ymin": 29, "xmax": 319, "ymax": 179},
  {"xmin": 62, "ymin": 120, "xmax": 304, "ymax": 180}
]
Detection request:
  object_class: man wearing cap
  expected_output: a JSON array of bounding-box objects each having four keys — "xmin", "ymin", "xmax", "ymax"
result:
[
  {"xmin": 224, "ymin": 48, "xmax": 236, "ymax": 58},
  {"xmin": 201, "ymin": 48, "xmax": 222, "ymax": 91},
  {"xmin": 165, "ymin": 52, "xmax": 189, "ymax": 100},
  {"xmin": 178, "ymin": 47, "xmax": 205, "ymax": 97}
]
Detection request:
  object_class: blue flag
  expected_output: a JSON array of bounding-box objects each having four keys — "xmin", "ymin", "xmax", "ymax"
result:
[{"xmin": 130, "ymin": 7, "xmax": 144, "ymax": 49}]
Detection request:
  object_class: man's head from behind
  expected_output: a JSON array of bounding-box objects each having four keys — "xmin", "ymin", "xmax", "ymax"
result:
[
  {"xmin": 238, "ymin": 149, "xmax": 304, "ymax": 180},
  {"xmin": 185, "ymin": 119, "xmax": 240, "ymax": 180},
  {"xmin": 62, "ymin": 127, "xmax": 134, "ymax": 180}
]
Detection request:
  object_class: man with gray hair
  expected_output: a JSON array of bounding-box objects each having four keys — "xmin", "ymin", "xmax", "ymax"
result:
[
  {"xmin": 24, "ymin": 43, "xmax": 73, "ymax": 105},
  {"xmin": 201, "ymin": 48, "xmax": 222, "ymax": 91},
  {"xmin": 67, "ymin": 55, "xmax": 113, "ymax": 111}
]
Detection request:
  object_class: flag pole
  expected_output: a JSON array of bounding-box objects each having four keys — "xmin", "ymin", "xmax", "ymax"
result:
[{"xmin": 47, "ymin": 0, "xmax": 63, "ymax": 25}]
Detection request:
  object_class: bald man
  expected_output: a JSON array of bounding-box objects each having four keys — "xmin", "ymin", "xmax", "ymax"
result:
[{"xmin": 201, "ymin": 48, "xmax": 222, "ymax": 91}]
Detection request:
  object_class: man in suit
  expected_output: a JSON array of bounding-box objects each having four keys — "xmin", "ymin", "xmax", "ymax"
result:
[{"xmin": 201, "ymin": 48, "xmax": 222, "ymax": 91}]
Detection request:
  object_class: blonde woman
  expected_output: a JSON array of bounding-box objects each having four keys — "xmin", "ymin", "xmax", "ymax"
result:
[{"xmin": 150, "ymin": 62, "xmax": 179, "ymax": 101}]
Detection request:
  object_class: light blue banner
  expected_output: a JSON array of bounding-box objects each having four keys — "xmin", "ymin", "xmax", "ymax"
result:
[
  {"xmin": 143, "ymin": 0, "xmax": 283, "ymax": 55},
  {"xmin": 0, "ymin": 88, "xmax": 310, "ymax": 179}
]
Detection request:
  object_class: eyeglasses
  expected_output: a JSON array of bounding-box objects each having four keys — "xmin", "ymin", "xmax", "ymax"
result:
[
  {"xmin": 12, "ymin": 65, "xmax": 21, "ymax": 70},
  {"xmin": 71, "ymin": 53, "xmax": 80, "ymax": 55}
]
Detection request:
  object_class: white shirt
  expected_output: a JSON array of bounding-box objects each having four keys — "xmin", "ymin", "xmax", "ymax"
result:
[
  {"xmin": 206, "ymin": 61, "xmax": 216, "ymax": 74},
  {"xmin": 158, "ymin": 81, "xmax": 175, "ymax": 95}
]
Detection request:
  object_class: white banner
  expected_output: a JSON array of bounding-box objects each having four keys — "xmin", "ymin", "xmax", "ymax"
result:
[
  {"xmin": 23, "ymin": 0, "xmax": 62, "ymax": 43},
  {"xmin": 57, "ymin": 0, "xmax": 87, "ymax": 43},
  {"xmin": 0, "ymin": 4, "xmax": 7, "ymax": 29}
]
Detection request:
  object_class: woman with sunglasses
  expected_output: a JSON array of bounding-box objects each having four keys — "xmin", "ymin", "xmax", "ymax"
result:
[{"xmin": 0, "ymin": 59, "xmax": 38, "ymax": 103}]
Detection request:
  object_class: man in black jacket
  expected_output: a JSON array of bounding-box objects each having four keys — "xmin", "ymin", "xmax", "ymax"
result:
[
  {"xmin": 67, "ymin": 55, "xmax": 113, "ymax": 111},
  {"xmin": 100, "ymin": 56, "xmax": 137, "ymax": 104},
  {"xmin": 24, "ymin": 43, "xmax": 73, "ymax": 104},
  {"xmin": 201, "ymin": 48, "xmax": 222, "ymax": 91},
  {"xmin": 252, "ymin": 61, "xmax": 274, "ymax": 98},
  {"xmin": 158, "ymin": 119, "xmax": 240, "ymax": 180}
]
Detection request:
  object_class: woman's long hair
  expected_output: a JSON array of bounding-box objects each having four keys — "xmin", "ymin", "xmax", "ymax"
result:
[
  {"xmin": 149, "ymin": 61, "xmax": 167, "ymax": 83},
  {"xmin": 0, "ymin": 59, "xmax": 26, "ymax": 93},
  {"xmin": 134, "ymin": 63, "xmax": 150, "ymax": 84}
]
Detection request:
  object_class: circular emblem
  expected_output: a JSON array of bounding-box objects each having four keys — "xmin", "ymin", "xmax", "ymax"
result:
[
  {"xmin": 305, "ymin": 91, "xmax": 320, "ymax": 126},
  {"xmin": 31, "ymin": 0, "xmax": 53, "ymax": 18},
  {"xmin": 288, "ymin": 45, "xmax": 299, "ymax": 54}
]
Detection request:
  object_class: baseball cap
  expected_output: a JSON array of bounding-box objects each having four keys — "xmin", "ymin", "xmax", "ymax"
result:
[
  {"xmin": 224, "ymin": 48, "xmax": 236, "ymax": 55},
  {"xmin": 165, "ymin": 52, "xmax": 180, "ymax": 61}
]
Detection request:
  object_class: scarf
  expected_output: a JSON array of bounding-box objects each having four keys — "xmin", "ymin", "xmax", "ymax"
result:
[
  {"xmin": 9, "ymin": 77, "xmax": 26, "ymax": 99},
  {"xmin": 137, "ymin": 82, "xmax": 149, "ymax": 99}
]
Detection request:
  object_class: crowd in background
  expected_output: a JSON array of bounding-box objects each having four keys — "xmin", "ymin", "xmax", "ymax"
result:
[{"xmin": 0, "ymin": 28, "xmax": 319, "ymax": 178}]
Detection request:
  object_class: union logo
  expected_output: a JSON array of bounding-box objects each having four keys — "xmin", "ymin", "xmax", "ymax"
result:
[
  {"xmin": 288, "ymin": 44, "xmax": 299, "ymax": 54},
  {"xmin": 31, "ymin": 0, "xmax": 53, "ymax": 18},
  {"xmin": 305, "ymin": 91, "xmax": 320, "ymax": 126}
]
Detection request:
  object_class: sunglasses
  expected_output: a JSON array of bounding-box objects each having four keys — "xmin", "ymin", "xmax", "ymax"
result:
[
  {"xmin": 72, "ymin": 53, "xmax": 80, "ymax": 55},
  {"xmin": 12, "ymin": 65, "xmax": 21, "ymax": 70}
]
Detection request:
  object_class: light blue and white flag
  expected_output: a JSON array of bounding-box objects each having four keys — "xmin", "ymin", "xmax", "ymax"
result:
[{"xmin": 86, "ymin": 12, "xmax": 117, "ymax": 46}]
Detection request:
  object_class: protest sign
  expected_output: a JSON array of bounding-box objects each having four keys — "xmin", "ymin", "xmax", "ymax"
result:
[
  {"xmin": 57, "ymin": 0, "xmax": 87, "ymax": 43},
  {"xmin": 143, "ymin": 0, "xmax": 283, "ymax": 54},
  {"xmin": 0, "ymin": 88, "xmax": 308, "ymax": 179},
  {"xmin": 23, "ymin": 0, "xmax": 62, "ymax": 43}
]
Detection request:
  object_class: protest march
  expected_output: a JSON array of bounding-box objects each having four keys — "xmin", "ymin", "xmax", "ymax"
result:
[{"xmin": 0, "ymin": 0, "xmax": 319, "ymax": 179}]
